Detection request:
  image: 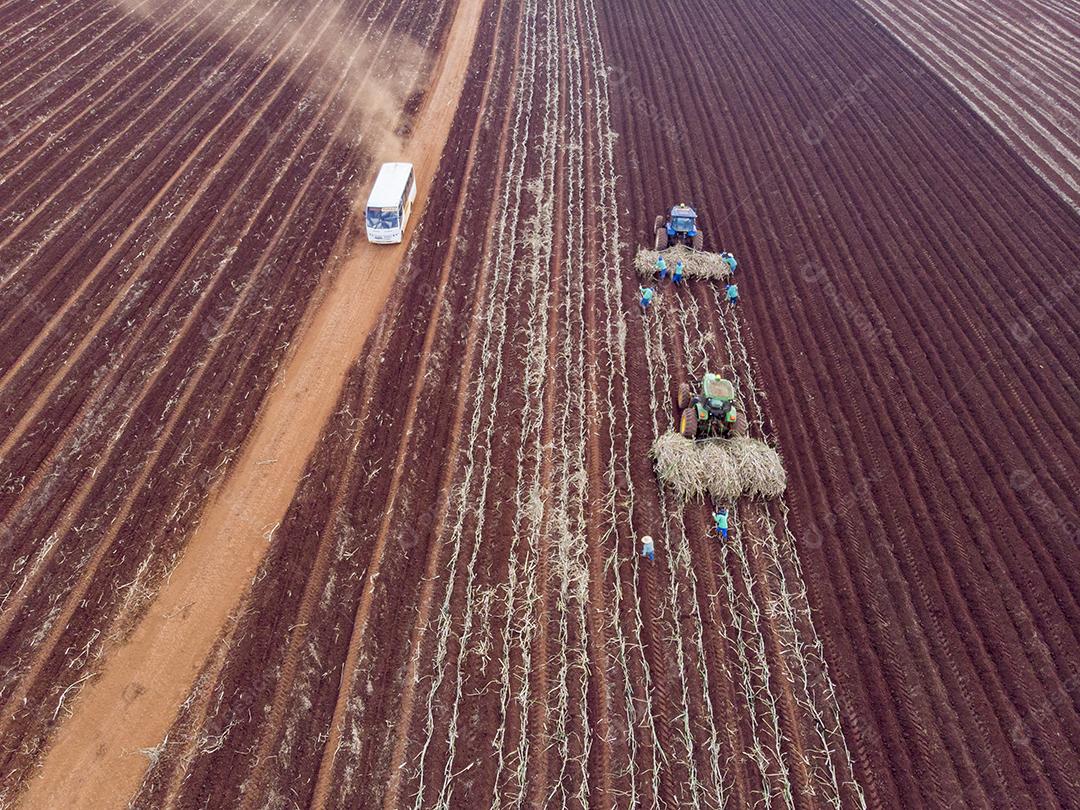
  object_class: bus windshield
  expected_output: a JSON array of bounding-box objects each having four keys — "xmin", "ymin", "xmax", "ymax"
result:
[{"xmin": 366, "ymin": 207, "xmax": 400, "ymax": 230}]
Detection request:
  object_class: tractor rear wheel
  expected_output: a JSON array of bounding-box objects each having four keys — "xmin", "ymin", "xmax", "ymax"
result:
[
  {"xmin": 654, "ymin": 215, "xmax": 665, "ymax": 231},
  {"xmin": 692, "ymin": 231, "xmax": 703, "ymax": 251},
  {"xmin": 654, "ymin": 226, "xmax": 667, "ymax": 252},
  {"xmin": 679, "ymin": 406, "xmax": 698, "ymax": 439},
  {"xmin": 677, "ymin": 383, "xmax": 691, "ymax": 410},
  {"xmin": 733, "ymin": 410, "xmax": 749, "ymax": 437}
]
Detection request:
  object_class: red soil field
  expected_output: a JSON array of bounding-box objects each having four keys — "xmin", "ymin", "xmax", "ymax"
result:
[
  {"xmin": 78, "ymin": 0, "xmax": 867, "ymax": 805},
  {"xmin": 853, "ymin": 0, "xmax": 1080, "ymax": 211},
  {"xmin": 2, "ymin": 0, "xmax": 1077, "ymax": 807},
  {"xmin": 599, "ymin": 0, "xmax": 1079, "ymax": 805},
  {"xmin": 0, "ymin": 0, "xmax": 455, "ymax": 800}
]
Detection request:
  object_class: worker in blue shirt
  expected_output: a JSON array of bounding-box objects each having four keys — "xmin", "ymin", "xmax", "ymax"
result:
[
  {"xmin": 655, "ymin": 254, "xmax": 668, "ymax": 280},
  {"xmin": 673, "ymin": 260, "xmax": 684, "ymax": 285},
  {"xmin": 721, "ymin": 251, "xmax": 738, "ymax": 274},
  {"xmin": 726, "ymin": 282, "xmax": 739, "ymax": 307},
  {"xmin": 641, "ymin": 535, "xmax": 655, "ymax": 562},
  {"xmin": 713, "ymin": 508, "xmax": 729, "ymax": 539},
  {"xmin": 640, "ymin": 286, "xmax": 655, "ymax": 312}
]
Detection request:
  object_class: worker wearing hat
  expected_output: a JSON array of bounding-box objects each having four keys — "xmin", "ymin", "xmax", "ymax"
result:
[{"xmin": 720, "ymin": 251, "xmax": 738, "ymax": 274}]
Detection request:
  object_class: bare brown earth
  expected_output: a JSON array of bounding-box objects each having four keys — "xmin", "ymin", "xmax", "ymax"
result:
[
  {"xmin": 601, "ymin": 0, "xmax": 1079, "ymax": 805},
  {"xmin": 1, "ymin": 0, "xmax": 1077, "ymax": 806},
  {"xmin": 1, "ymin": 0, "xmax": 461, "ymax": 796},
  {"xmin": 15, "ymin": 1, "xmax": 483, "ymax": 808},
  {"xmin": 119, "ymin": 0, "xmax": 866, "ymax": 806},
  {"xmin": 853, "ymin": 0, "xmax": 1080, "ymax": 210}
]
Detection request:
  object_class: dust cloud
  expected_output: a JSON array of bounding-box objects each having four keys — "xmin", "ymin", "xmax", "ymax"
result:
[{"xmin": 110, "ymin": 0, "xmax": 431, "ymax": 161}]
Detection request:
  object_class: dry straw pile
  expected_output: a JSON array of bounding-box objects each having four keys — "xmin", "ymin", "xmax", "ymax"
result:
[
  {"xmin": 651, "ymin": 431, "xmax": 786, "ymax": 502},
  {"xmin": 634, "ymin": 244, "xmax": 732, "ymax": 281}
]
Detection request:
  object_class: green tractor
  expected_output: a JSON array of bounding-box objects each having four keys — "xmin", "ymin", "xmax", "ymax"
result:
[{"xmin": 677, "ymin": 373, "xmax": 747, "ymax": 440}]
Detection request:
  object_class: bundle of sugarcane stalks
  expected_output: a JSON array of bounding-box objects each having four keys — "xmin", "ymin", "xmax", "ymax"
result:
[
  {"xmin": 634, "ymin": 244, "xmax": 732, "ymax": 281},
  {"xmin": 651, "ymin": 431, "xmax": 786, "ymax": 502}
]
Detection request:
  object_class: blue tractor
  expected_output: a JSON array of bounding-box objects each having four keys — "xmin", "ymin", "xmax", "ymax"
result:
[{"xmin": 654, "ymin": 203, "xmax": 703, "ymax": 251}]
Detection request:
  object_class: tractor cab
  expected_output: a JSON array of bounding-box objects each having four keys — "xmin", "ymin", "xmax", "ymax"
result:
[
  {"xmin": 667, "ymin": 204, "xmax": 698, "ymax": 238},
  {"xmin": 701, "ymin": 374, "xmax": 734, "ymax": 412},
  {"xmin": 677, "ymin": 372, "xmax": 745, "ymax": 440},
  {"xmin": 655, "ymin": 203, "xmax": 703, "ymax": 251}
]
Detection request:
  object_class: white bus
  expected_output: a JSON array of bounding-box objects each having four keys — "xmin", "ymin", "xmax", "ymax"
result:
[{"xmin": 365, "ymin": 162, "xmax": 416, "ymax": 244}]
